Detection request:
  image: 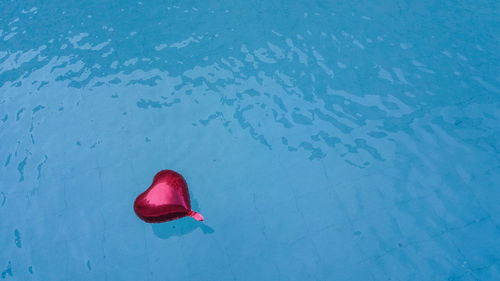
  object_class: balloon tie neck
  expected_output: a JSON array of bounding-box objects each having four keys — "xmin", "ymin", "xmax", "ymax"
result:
[{"xmin": 188, "ymin": 210, "xmax": 204, "ymax": 221}]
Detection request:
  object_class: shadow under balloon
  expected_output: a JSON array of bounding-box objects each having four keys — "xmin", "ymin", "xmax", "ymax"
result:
[{"xmin": 151, "ymin": 198, "xmax": 214, "ymax": 239}]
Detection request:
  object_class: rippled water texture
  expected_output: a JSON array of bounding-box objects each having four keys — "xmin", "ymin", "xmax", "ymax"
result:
[{"xmin": 1, "ymin": 1, "xmax": 500, "ymax": 280}]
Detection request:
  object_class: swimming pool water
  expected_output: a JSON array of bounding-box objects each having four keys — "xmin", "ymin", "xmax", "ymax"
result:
[{"xmin": 1, "ymin": 1, "xmax": 500, "ymax": 280}]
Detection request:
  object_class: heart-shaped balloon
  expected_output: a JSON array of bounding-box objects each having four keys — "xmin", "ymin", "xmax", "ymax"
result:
[{"xmin": 134, "ymin": 170, "xmax": 204, "ymax": 223}]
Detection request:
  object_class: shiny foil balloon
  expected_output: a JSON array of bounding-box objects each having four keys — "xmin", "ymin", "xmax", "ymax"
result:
[{"xmin": 134, "ymin": 170, "xmax": 204, "ymax": 223}]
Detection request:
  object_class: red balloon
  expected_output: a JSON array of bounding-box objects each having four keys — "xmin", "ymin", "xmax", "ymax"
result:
[{"xmin": 134, "ymin": 170, "xmax": 204, "ymax": 223}]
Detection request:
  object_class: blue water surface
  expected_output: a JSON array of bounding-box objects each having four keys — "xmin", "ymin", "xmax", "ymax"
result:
[{"xmin": 1, "ymin": 1, "xmax": 500, "ymax": 280}]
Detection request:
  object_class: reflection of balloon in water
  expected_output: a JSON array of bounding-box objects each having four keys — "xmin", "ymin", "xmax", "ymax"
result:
[
  {"xmin": 152, "ymin": 217, "xmax": 214, "ymax": 239},
  {"xmin": 134, "ymin": 170, "xmax": 204, "ymax": 223}
]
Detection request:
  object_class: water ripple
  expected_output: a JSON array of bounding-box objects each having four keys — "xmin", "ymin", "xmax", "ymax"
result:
[{"xmin": 1, "ymin": 1, "xmax": 500, "ymax": 280}]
